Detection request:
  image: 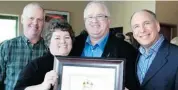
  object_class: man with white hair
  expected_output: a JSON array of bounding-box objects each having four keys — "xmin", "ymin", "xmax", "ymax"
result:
[
  {"xmin": 0, "ymin": 2, "xmax": 48, "ymax": 90},
  {"xmin": 71, "ymin": 1, "xmax": 138, "ymax": 90}
]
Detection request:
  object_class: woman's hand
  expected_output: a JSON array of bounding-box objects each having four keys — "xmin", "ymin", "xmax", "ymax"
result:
[
  {"xmin": 125, "ymin": 87, "xmax": 129, "ymax": 90},
  {"xmin": 24, "ymin": 70, "xmax": 58, "ymax": 90},
  {"xmin": 40, "ymin": 70, "xmax": 58, "ymax": 90}
]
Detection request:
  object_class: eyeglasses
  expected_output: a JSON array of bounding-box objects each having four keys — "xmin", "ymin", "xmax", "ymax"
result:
[{"xmin": 85, "ymin": 15, "xmax": 108, "ymax": 21}]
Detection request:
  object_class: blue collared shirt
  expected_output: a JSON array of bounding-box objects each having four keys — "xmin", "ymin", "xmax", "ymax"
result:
[
  {"xmin": 137, "ymin": 34, "xmax": 164, "ymax": 84},
  {"xmin": 81, "ymin": 33, "xmax": 109, "ymax": 57}
]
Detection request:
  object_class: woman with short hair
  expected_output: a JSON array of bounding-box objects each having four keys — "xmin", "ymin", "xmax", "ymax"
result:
[{"xmin": 15, "ymin": 19, "xmax": 75, "ymax": 90}]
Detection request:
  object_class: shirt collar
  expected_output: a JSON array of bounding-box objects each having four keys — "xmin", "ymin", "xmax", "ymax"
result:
[
  {"xmin": 22, "ymin": 35, "xmax": 44, "ymax": 45},
  {"xmin": 22, "ymin": 35, "xmax": 29, "ymax": 43},
  {"xmin": 86, "ymin": 32, "xmax": 109, "ymax": 50},
  {"xmin": 139, "ymin": 34, "xmax": 164, "ymax": 56}
]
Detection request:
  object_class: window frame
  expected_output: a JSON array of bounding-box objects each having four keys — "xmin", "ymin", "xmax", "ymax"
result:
[{"xmin": 0, "ymin": 14, "xmax": 18, "ymax": 37}]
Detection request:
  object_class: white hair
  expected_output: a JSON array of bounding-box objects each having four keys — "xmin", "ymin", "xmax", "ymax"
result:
[
  {"xmin": 22, "ymin": 2, "xmax": 44, "ymax": 17},
  {"xmin": 83, "ymin": 1, "xmax": 110, "ymax": 18}
]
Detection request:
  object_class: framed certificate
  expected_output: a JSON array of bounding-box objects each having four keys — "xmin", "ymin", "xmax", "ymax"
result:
[{"xmin": 53, "ymin": 57, "xmax": 125, "ymax": 90}]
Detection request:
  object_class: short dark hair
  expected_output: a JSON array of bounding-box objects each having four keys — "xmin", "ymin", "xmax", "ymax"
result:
[
  {"xmin": 45, "ymin": 18, "xmax": 75, "ymax": 46},
  {"xmin": 125, "ymin": 32, "xmax": 139, "ymax": 49},
  {"xmin": 130, "ymin": 9, "xmax": 157, "ymax": 24},
  {"xmin": 115, "ymin": 33, "xmax": 125, "ymax": 40},
  {"xmin": 125, "ymin": 32, "xmax": 133, "ymax": 37}
]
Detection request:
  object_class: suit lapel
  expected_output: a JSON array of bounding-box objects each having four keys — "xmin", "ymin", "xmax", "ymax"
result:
[
  {"xmin": 141, "ymin": 40, "xmax": 169, "ymax": 86},
  {"xmin": 102, "ymin": 33, "xmax": 112, "ymax": 57},
  {"xmin": 135, "ymin": 52, "xmax": 142, "ymax": 86}
]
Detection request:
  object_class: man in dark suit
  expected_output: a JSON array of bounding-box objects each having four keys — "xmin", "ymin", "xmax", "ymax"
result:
[
  {"xmin": 70, "ymin": 1, "xmax": 138, "ymax": 90},
  {"xmin": 130, "ymin": 9, "xmax": 178, "ymax": 90}
]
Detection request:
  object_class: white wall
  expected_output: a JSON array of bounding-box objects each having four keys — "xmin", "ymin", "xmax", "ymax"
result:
[
  {"xmin": 122, "ymin": 1, "xmax": 156, "ymax": 34},
  {"xmin": 0, "ymin": 1, "xmax": 156, "ymax": 36},
  {"xmin": 0, "ymin": 1, "xmax": 88, "ymax": 36},
  {"xmin": 106, "ymin": 1, "xmax": 124, "ymax": 28},
  {"xmin": 106, "ymin": 1, "xmax": 156, "ymax": 34}
]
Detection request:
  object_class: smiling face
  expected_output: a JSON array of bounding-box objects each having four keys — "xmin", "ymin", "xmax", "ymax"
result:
[
  {"xmin": 131, "ymin": 11, "xmax": 160, "ymax": 49},
  {"xmin": 21, "ymin": 5, "xmax": 44, "ymax": 40},
  {"xmin": 49, "ymin": 30, "xmax": 72, "ymax": 56},
  {"xmin": 84, "ymin": 2, "xmax": 110, "ymax": 42}
]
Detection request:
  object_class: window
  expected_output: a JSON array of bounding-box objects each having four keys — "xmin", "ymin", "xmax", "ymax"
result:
[{"xmin": 0, "ymin": 15, "xmax": 18, "ymax": 43}]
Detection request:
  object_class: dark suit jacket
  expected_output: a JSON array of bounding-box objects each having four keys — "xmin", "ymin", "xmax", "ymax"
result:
[
  {"xmin": 70, "ymin": 32, "xmax": 139, "ymax": 90},
  {"xmin": 136, "ymin": 40, "xmax": 178, "ymax": 90}
]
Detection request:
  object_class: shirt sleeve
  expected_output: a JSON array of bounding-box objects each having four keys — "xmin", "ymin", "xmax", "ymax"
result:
[
  {"xmin": 0, "ymin": 41, "xmax": 10, "ymax": 89},
  {"xmin": 15, "ymin": 54, "xmax": 53, "ymax": 90}
]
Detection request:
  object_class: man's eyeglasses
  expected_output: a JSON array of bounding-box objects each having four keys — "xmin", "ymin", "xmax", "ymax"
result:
[{"xmin": 85, "ymin": 15, "xmax": 108, "ymax": 21}]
